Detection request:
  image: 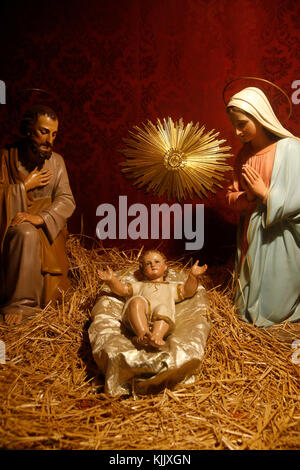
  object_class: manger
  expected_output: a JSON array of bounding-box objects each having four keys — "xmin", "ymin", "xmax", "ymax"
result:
[{"xmin": 0, "ymin": 235, "xmax": 299, "ymax": 450}]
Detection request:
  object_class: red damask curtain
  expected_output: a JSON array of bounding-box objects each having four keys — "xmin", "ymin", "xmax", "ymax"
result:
[{"xmin": 0, "ymin": 0, "xmax": 299, "ymax": 264}]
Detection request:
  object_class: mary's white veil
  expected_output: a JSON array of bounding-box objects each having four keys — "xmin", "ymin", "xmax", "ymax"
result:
[{"xmin": 227, "ymin": 87, "xmax": 299, "ymax": 140}]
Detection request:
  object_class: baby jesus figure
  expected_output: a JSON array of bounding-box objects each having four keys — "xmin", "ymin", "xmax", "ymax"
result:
[{"xmin": 98, "ymin": 250, "xmax": 207, "ymax": 349}]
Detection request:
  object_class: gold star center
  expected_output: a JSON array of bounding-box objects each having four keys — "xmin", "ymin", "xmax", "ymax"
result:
[{"xmin": 163, "ymin": 149, "xmax": 186, "ymax": 171}]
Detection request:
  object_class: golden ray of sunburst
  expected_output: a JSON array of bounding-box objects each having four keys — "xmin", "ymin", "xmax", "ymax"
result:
[{"xmin": 119, "ymin": 117, "xmax": 233, "ymax": 201}]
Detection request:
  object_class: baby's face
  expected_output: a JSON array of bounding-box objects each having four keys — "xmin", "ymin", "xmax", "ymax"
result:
[{"xmin": 142, "ymin": 252, "xmax": 167, "ymax": 281}]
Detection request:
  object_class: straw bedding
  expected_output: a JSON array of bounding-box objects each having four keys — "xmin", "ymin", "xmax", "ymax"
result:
[{"xmin": 0, "ymin": 235, "xmax": 299, "ymax": 450}]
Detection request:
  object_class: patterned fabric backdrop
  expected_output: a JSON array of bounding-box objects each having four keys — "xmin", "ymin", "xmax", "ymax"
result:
[{"xmin": 0, "ymin": 0, "xmax": 300, "ymax": 264}]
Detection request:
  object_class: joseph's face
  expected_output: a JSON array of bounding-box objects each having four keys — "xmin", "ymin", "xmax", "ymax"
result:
[{"xmin": 29, "ymin": 114, "xmax": 58, "ymax": 161}]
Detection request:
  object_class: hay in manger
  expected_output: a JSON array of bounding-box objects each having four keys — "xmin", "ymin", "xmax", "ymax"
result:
[{"xmin": 0, "ymin": 235, "xmax": 299, "ymax": 450}]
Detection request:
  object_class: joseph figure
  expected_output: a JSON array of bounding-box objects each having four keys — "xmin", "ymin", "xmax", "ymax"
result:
[{"xmin": 0, "ymin": 104, "xmax": 75, "ymax": 325}]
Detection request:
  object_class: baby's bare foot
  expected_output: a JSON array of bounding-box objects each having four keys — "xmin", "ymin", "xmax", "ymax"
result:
[
  {"xmin": 4, "ymin": 312, "xmax": 23, "ymax": 326},
  {"xmin": 133, "ymin": 331, "xmax": 150, "ymax": 346},
  {"xmin": 149, "ymin": 332, "xmax": 165, "ymax": 348}
]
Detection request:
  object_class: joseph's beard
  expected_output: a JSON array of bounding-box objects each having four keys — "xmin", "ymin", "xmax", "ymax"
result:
[{"xmin": 28, "ymin": 139, "xmax": 53, "ymax": 162}]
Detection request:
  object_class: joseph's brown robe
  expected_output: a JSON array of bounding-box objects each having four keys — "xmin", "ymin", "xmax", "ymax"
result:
[{"xmin": 0, "ymin": 146, "xmax": 75, "ymax": 317}]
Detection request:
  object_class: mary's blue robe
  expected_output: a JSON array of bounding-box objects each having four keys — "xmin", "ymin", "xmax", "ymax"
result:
[{"xmin": 235, "ymin": 137, "xmax": 300, "ymax": 326}]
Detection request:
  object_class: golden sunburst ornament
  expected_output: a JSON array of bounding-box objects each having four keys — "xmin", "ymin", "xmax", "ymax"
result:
[{"xmin": 119, "ymin": 117, "xmax": 232, "ymax": 201}]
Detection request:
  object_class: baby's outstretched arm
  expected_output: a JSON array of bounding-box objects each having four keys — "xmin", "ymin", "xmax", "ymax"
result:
[
  {"xmin": 182, "ymin": 260, "xmax": 207, "ymax": 298},
  {"xmin": 98, "ymin": 266, "xmax": 129, "ymax": 297}
]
